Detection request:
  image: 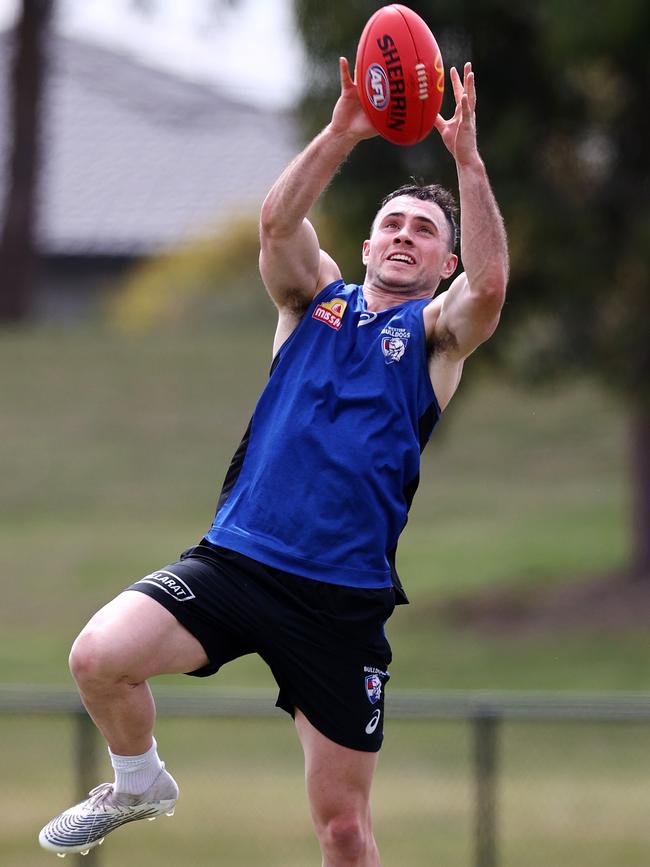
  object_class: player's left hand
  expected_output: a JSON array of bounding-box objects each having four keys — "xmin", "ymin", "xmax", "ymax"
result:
[{"xmin": 434, "ymin": 62, "xmax": 479, "ymax": 166}]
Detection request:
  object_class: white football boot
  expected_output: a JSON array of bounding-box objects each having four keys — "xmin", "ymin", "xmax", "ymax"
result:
[{"xmin": 38, "ymin": 766, "xmax": 178, "ymax": 857}]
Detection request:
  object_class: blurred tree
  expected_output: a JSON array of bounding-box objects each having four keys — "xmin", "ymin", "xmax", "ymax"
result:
[
  {"xmin": 0, "ymin": 0, "xmax": 53, "ymax": 322},
  {"xmin": 108, "ymin": 216, "xmax": 268, "ymax": 332},
  {"xmin": 293, "ymin": 0, "xmax": 650, "ymax": 580}
]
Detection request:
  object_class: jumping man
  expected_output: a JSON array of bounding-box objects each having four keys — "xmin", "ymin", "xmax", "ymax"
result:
[{"xmin": 39, "ymin": 59, "xmax": 508, "ymax": 866}]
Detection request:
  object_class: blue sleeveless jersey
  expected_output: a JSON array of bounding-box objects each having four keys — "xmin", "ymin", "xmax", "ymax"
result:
[{"xmin": 206, "ymin": 280, "xmax": 440, "ymax": 601}]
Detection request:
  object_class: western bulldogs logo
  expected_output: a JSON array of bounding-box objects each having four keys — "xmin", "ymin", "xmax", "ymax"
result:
[
  {"xmin": 365, "ymin": 673, "xmax": 382, "ymax": 704},
  {"xmin": 380, "ymin": 325, "xmax": 410, "ymax": 364},
  {"xmin": 382, "ymin": 336, "xmax": 406, "ymax": 363}
]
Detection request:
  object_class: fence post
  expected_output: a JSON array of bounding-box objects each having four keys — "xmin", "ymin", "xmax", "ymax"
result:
[
  {"xmin": 474, "ymin": 710, "xmax": 499, "ymax": 867},
  {"xmin": 76, "ymin": 711, "xmax": 101, "ymax": 866}
]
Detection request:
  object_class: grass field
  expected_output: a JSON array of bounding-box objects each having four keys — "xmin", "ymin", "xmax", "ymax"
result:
[
  {"xmin": 0, "ymin": 322, "xmax": 639, "ymax": 690},
  {"xmin": 4, "ymin": 715, "xmax": 650, "ymax": 866},
  {"xmin": 1, "ymin": 322, "xmax": 648, "ymax": 865}
]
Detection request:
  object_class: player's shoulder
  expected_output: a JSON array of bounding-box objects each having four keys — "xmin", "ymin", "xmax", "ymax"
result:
[
  {"xmin": 272, "ymin": 270, "xmax": 354, "ymax": 358},
  {"xmin": 318, "ymin": 250, "xmax": 342, "ymax": 291}
]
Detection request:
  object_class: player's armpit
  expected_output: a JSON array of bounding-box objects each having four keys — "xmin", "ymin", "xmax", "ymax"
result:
[
  {"xmin": 269, "ymin": 250, "xmax": 341, "ymax": 357},
  {"xmin": 429, "ymin": 271, "xmax": 504, "ymax": 361}
]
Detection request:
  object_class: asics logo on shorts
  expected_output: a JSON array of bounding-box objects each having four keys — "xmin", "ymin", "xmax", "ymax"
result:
[
  {"xmin": 365, "ymin": 709, "xmax": 381, "ymax": 735},
  {"xmin": 138, "ymin": 570, "xmax": 195, "ymax": 602}
]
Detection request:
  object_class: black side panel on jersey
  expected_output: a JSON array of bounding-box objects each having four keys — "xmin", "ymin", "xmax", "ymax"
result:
[
  {"xmin": 389, "ymin": 398, "xmax": 440, "ymax": 605},
  {"xmin": 215, "ymin": 418, "xmax": 252, "ymax": 515},
  {"xmin": 215, "ymin": 354, "xmax": 281, "ymax": 516},
  {"xmin": 418, "ymin": 400, "xmax": 439, "ymax": 452}
]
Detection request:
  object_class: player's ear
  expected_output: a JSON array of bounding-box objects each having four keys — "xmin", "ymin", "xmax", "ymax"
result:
[
  {"xmin": 441, "ymin": 252, "xmax": 458, "ymax": 279},
  {"xmin": 362, "ymin": 239, "xmax": 370, "ymax": 265}
]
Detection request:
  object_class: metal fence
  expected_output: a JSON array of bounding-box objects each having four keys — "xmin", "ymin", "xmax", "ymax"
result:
[{"xmin": 3, "ymin": 685, "xmax": 650, "ymax": 867}]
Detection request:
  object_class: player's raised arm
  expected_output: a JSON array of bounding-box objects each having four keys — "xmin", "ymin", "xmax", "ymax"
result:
[
  {"xmin": 429, "ymin": 63, "xmax": 509, "ymax": 359},
  {"xmin": 259, "ymin": 58, "xmax": 377, "ymax": 315}
]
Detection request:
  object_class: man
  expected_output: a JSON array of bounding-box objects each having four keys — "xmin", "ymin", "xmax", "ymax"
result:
[{"xmin": 39, "ymin": 58, "xmax": 507, "ymax": 865}]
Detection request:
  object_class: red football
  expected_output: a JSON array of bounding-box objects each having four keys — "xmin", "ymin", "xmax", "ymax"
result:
[{"xmin": 354, "ymin": 4, "xmax": 444, "ymax": 146}]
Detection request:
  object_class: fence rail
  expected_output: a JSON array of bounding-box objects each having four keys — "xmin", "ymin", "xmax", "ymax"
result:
[
  {"xmin": 5, "ymin": 684, "xmax": 650, "ymax": 719},
  {"xmin": 4, "ymin": 685, "xmax": 650, "ymax": 867}
]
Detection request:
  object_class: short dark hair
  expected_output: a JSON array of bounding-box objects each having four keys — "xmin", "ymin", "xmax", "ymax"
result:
[{"xmin": 377, "ymin": 182, "xmax": 459, "ymax": 252}]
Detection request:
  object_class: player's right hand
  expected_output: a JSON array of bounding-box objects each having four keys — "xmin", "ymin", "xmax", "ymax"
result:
[{"xmin": 330, "ymin": 57, "xmax": 378, "ymax": 143}]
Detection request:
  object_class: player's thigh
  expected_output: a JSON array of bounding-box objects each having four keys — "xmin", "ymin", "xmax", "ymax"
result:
[
  {"xmin": 72, "ymin": 590, "xmax": 209, "ymax": 680},
  {"xmin": 295, "ymin": 709, "xmax": 378, "ymax": 825}
]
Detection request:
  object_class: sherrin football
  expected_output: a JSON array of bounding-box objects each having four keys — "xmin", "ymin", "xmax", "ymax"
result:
[{"xmin": 354, "ymin": 4, "xmax": 444, "ymax": 146}]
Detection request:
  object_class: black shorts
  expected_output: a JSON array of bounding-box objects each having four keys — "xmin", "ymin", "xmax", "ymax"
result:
[{"xmin": 127, "ymin": 541, "xmax": 395, "ymax": 752}]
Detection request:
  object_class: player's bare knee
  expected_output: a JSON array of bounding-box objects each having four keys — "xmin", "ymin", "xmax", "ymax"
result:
[
  {"xmin": 69, "ymin": 629, "xmax": 123, "ymax": 688},
  {"xmin": 320, "ymin": 813, "xmax": 368, "ymax": 859},
  {"xmin": 69, "ymin": 631, "xmax": 104, "ymax": 685}
]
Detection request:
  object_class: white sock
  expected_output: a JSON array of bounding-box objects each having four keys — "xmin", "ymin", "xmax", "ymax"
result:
[{"xmin": 108, "ymin": 737, "xmax": 164, "ymax": 795}]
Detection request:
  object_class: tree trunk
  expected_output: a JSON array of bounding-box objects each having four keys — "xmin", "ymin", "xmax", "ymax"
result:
[
  {"xmin": 0, "ymin": 0, "xmax": 52, "ymax": 322},
  {"xmin": 631, "ymin": 408, "xmax": 650, "ymax": 578}
]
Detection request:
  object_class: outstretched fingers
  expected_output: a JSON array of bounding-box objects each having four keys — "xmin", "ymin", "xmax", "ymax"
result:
[
  {"xmin": 459, "ymin": 93, "xmax": 470, "ymax": 124},
  {"xmin": 339, "ymin": 56, "xmax": 355, "ymax": 92},
  {"xmin": 450, "ymin": 65, "xmax": 464, "ymax": 105},
  {"xmin": 464, "ymin": 63, "xmax": 476, "ymax": 111},
  {"xmin": 433, "ymin": 61, "xmax": 479, "ymax": 157}
]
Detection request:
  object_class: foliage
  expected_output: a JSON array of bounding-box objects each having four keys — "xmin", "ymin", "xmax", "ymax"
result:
[
  {"xmin": 107, "ymin": 208, "xmax": 346, "ymax": 332},
  {"xmin": 107, "ymin": 216, "xmax": 268, "ymax": 332},
  {"xmin": 293, "ymin": 0, "xmax": 650, "ymax": 404}
]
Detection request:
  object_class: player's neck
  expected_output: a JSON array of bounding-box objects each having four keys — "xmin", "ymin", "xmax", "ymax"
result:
[{"xmin": 362, "ymin": 280, "xmax": 433, "ymax": 312}]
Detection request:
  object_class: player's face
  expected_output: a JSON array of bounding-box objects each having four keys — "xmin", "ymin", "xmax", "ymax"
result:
[{"xmin": 362, "ymin": 196, "xmax": 458, "ymax": 295}]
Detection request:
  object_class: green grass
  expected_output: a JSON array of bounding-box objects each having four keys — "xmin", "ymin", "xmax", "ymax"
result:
[
  {"xmin": 1, "ymin": 322, "xmax": 646, "ymax": 864},
  {"xmin": 1, "ymin": 322, "xmax": 633, "ymax": 689},
  {"xmin": 3, "ymin": 716, "xmax": 650, "ymax": 866}
]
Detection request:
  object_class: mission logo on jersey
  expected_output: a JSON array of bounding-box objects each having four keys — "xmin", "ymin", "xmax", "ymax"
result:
[{"xmin": 312, "ymin": 298, "xmax": 348, "ymax": 330}]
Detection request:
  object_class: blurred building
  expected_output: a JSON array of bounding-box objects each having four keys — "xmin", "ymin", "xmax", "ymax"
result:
[{"xmin": 0, "ymin": 32, "xmax": 299, "ymax": 319}]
